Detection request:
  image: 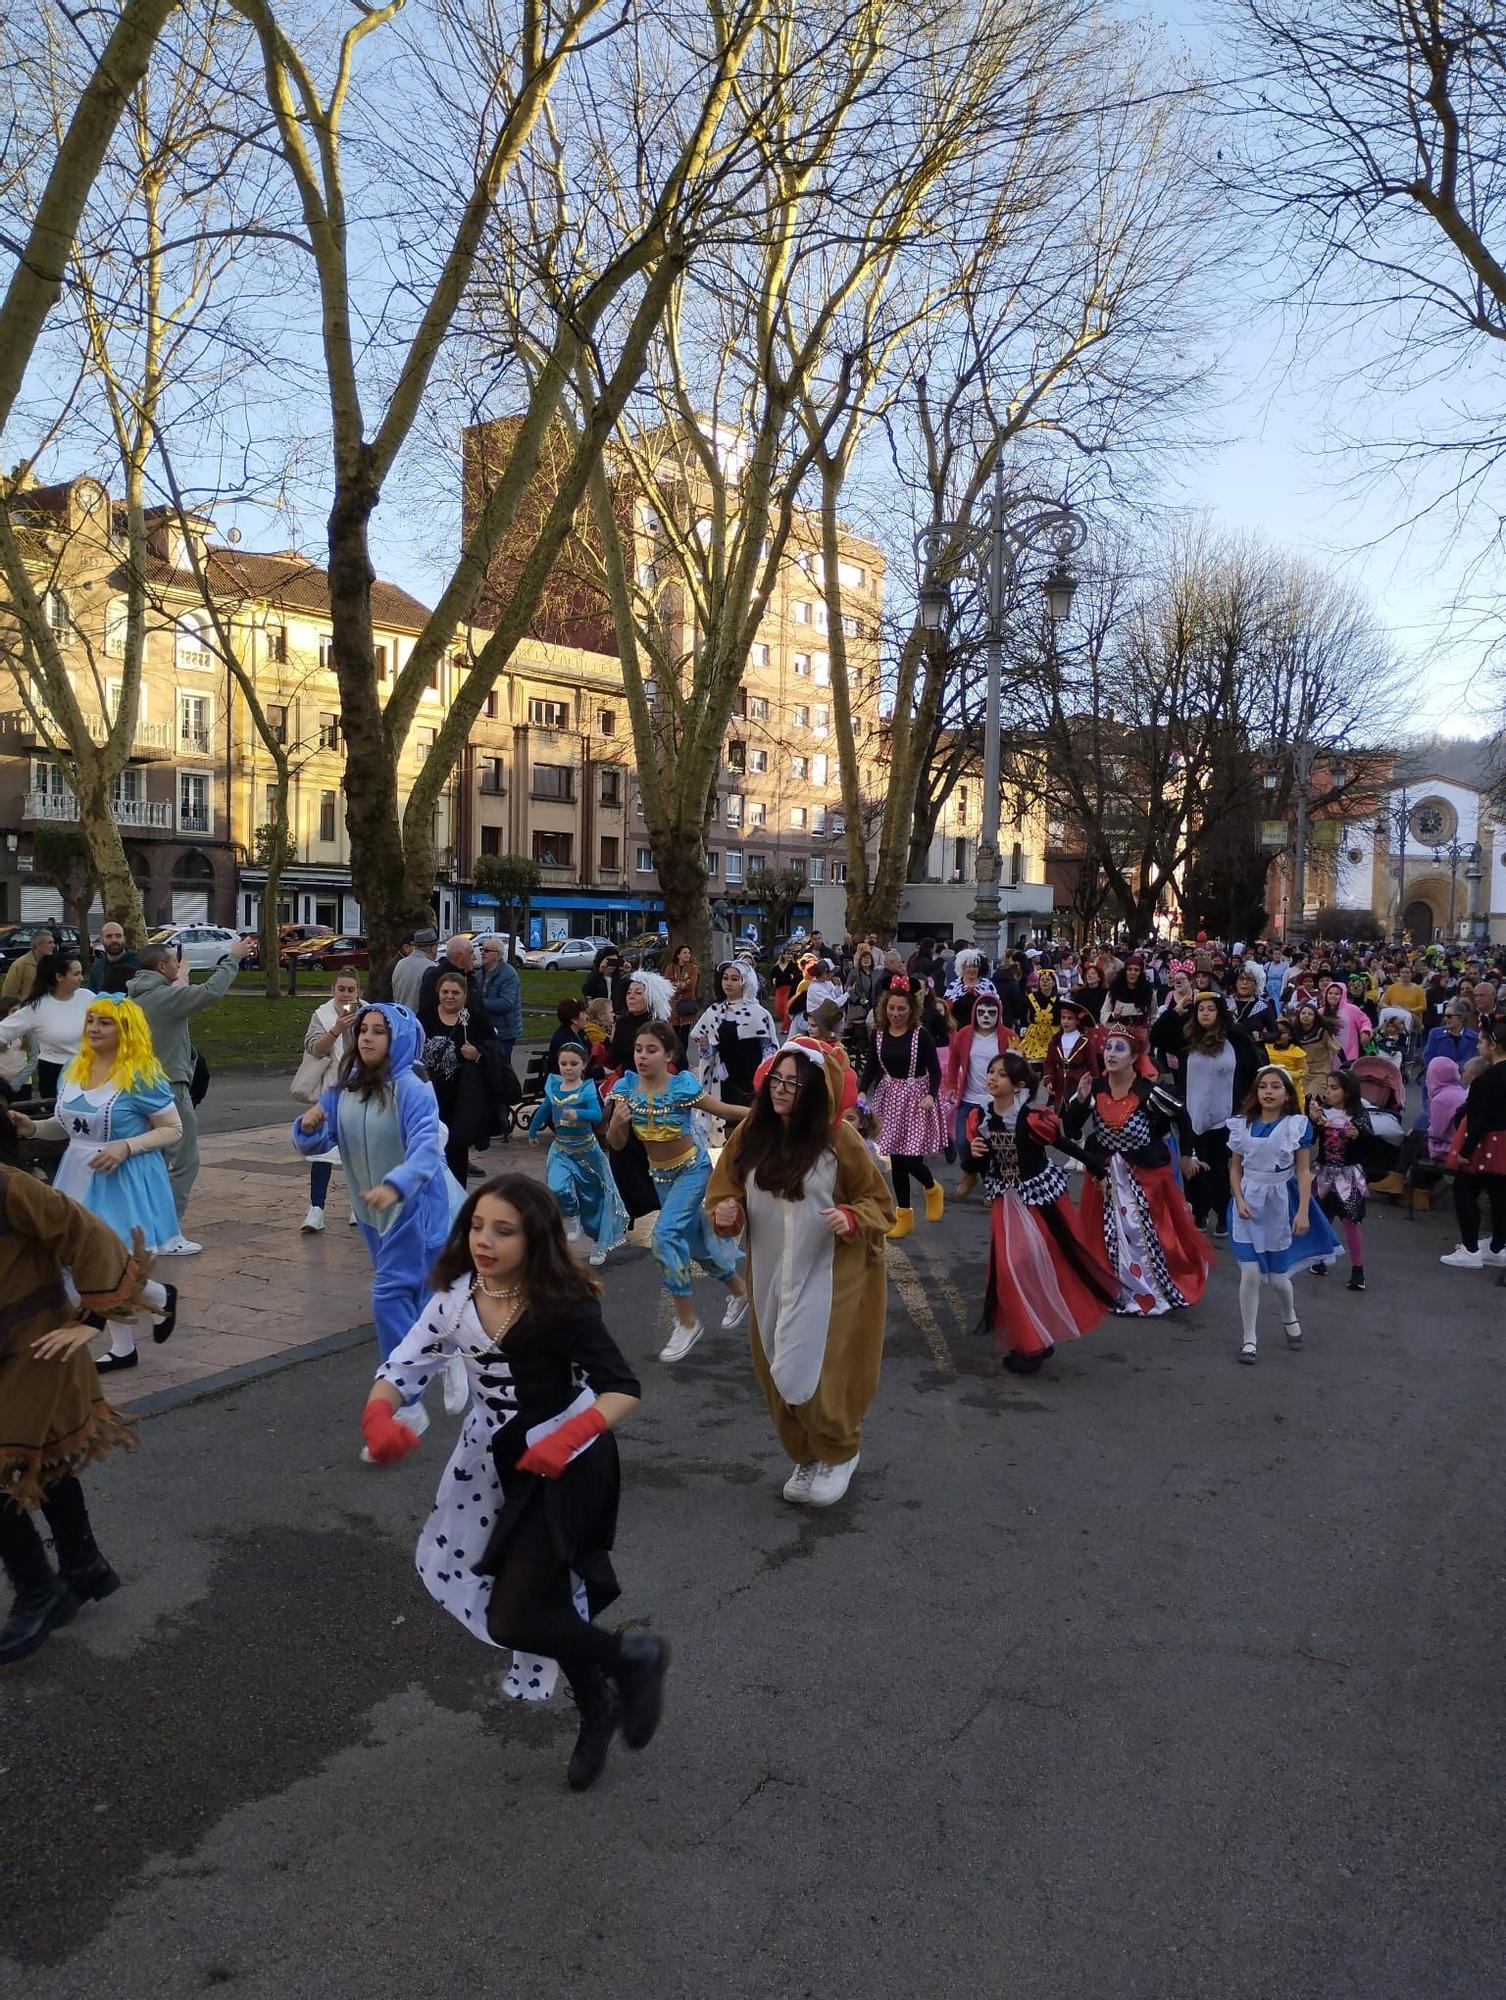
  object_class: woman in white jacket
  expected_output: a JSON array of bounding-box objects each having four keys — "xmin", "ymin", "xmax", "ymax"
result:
[{"xmin": 0, "ymin": 950, "xmax": 92, "ymax": 1098}]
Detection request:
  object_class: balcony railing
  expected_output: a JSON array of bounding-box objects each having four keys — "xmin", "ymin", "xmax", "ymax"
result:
[
  {"xmin": 1, "ymin": 709, "xmax": 173, "ymax": 757},
  {"xmin": 176, "ymin": 644, "xmax": 214, "ymax": 671},
  {"xmin": 24, "ymin": 789, "xmax": 171, "ymax": 828},
  {"xmin": 179, "ymin": 727, "xmax": 212, "ymax": 755}
]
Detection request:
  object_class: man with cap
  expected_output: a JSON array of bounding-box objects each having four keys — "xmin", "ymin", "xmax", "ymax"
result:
[{"xmin": 390, "ymin": 929, "xmax": 437, "ymax": 1011}]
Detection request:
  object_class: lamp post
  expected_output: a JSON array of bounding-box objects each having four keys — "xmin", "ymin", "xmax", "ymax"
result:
[
  {"xmin": 1431, "ymin": 838, "xmax": 1477, "ymax": 943},
  {"xmin": 1264, "ymin": 745, "xmax": 1345, "ymax": 938},
  {"xmin": 914, "ymin": 467, "xmax": 1087, "ymax": 960}
]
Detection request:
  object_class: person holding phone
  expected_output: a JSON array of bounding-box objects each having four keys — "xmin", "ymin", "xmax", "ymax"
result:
[{"xmin": 298, "ymin": 970, "xmax": 362, "ymax": 1233}]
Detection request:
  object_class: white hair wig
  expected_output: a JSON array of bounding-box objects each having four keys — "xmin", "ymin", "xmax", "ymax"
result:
[
  {"xmin": 628, "ymin": 968, "xmax": 676, "ymax": 1021},
  {"xmin": 955, "ymin": 948, "xmax": 985, "ymax": 973},
  {"xmin": 718, "ymin": 958, "xmax": 761, "ymax": 998}
]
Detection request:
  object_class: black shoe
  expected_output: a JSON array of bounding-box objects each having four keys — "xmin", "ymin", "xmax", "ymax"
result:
[
  {"xmin": 94, "ymin": 1348, "xmax": 138, "ymax": 1374},
  {"xmin": 1346, "ymin": 1267, "xmax": 1366, "ymax": 1293},
  {"xmin": 63, "ymin": 1554, "xmax": 122, "ymax": 1605},
  {"xmin": 566, "ymin": 1678, "xmax": 620, "ymax": 1792},
  {"xmin": 1312, "ymin": 1262, "xmax": 1329, "ymax": 1277},
  {"xmin": 1001, "ymin": 1349, "xmax": 1046, "ymax": 1375},
  {"xmin": 152, "ymin": 1283, "xmax": 178, "ymax": 1345},
  {"xmin": 613, "ymin": 1632, "xmax": 670, "ymax": 1751},
  {"xmin": 0, "ymin": 1576, "xmax": 78, "ymax": 1665}
]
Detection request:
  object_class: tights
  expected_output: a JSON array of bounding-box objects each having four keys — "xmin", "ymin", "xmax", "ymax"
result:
[
  {"xmin": 309, "ymin": 1160, "xmax": 333, "ymax": 1208},
  {"xmin": 102, "ymin": 1277, "xmax": 170, "ymax": 1361},
  {"xmin": 890, "ymin": 1155, "xmax": 935, "ymax": 1208},
  {"xmin": 1340, "ymin": 1219, "xmax": 1364, "ymax": 1265},
  {"xmin": 485, "ymin": 1557, "xmax": 621, "ymax": 1707},
  {"xmin": 1238, "ymin": 1264, "xmax": 1296, "ymax": 1344},
  {"xmin": 1453, "ymin": 1171, "xmax": 1506, "ymax": 1254}
]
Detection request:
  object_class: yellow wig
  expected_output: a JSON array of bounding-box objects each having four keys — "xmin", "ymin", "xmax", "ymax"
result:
[{"xmin": 62, "ymin": 995, "xmax": 169, "ymax": 1094}]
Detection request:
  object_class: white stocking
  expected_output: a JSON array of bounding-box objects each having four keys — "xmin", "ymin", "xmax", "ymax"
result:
[
  {"xmin": 143, "ymin": 1279, "xmax": 168, "ymax": 1312},
  {"xmin": 1238, "ymin": 1263, "xmax": 1263, "ymax": 1343},
  {"xmin": 104, "ymin": 1318, "xmax": 137, "ymax": 1358},
  {"xmin": 1269, "ymin": 1272, "xmax": 1296, "ymax": 1327}
]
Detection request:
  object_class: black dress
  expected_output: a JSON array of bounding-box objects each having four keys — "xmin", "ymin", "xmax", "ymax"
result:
[
  {"xmin": 603, "ymin": 1012, "xmax": 659, "ymax": 1219},
  {"xmin": 418, "ymin": 1004, "xmax": 496, "ymax": 1176}
]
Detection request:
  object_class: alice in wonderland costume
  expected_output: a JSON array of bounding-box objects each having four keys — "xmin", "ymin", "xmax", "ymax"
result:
[{"xmin": 1227, "ymin": 1113, "xmax": 1341, "ymax": 1275}]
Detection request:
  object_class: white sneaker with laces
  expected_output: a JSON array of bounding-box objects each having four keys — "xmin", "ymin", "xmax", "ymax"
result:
[
  {"xmin": 301, "ymin": 1205, "xmax": 325, "ymax": 1233},
  {"xmin": 806, "ymin": 1454, "xmax": 859, "ymax": 1507},
  {"xmin": 782, "ymin": 1463, "xmax": 818, "ymax": 1504},
  {"xmin": 721, "ymin": 1292, "xmax": 749, "ymax": 1330},
  {"xmin": 659, "ymin": 1318, "xmax": 705, "ymax": 1363},
  {"xmin": 566, "ymin": 1216, "xmax": 583, "ymax": 1242},
  {"xmin": 159, "ymin": 1235, "xmax": 202, "ymax": 1257},
  {"xmin": 587, "ymin": 1244, "xmax": 608, "ymax": 1267},
  {"xmin": 442, "ymin": 1354, "xmax": 469, "ymax": 1415},
  {"xmin": 1440, "ymin": 1245, "xmax": 1484, "ymax": 1268}
]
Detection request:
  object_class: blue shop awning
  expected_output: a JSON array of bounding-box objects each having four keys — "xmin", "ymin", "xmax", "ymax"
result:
[{"xmin": 529, "ymin": 891, "xmax": 665, "ymax": 913}]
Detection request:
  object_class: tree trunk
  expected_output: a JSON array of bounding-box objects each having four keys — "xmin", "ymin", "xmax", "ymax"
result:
[
  {"xmin": 74, "ymin": 764, "xmax": 145, "ymax": 940},
  {"xmin": 655, "ymin": 826, "xmax": 712, "ymax": 975}
]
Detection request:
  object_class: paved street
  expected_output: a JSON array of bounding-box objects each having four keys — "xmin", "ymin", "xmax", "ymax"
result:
[{"xmin": 3, "ymin": 1154, "xmax": 1504, "ymax": 1999}]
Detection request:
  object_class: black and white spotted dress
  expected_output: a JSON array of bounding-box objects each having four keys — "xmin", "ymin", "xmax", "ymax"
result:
[{"xmin": 375, "ymin": 1274, "xmax": 640, "ymax": 1702}]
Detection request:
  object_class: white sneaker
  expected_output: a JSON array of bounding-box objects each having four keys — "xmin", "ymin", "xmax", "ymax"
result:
[
  {"xmin": 301, "ymin": 1205, "xmax": 325, "ymax": 1233},
  {"xmin": 1481, "ymin": 1247, "xmax": 1506, "ymax": 1267},
  {"xmin": 806, "ymin": 1454, "xmax": 859, "ymax": 1507},
  {"xmin": 159, "ymin": 1235, "xmax": 202, "ymax": 1256},
  {"xmin": 720, "ymin": 1292, "xmax": 749, "ymax": 1330},
  {"xmin": 442, "ymin": 1354, "xmax": 469, "ymax": 1415},
  {"xmin": 1440, "ymin": 1245, "xmax": 1483, "ymax": 1268},
  {"xmin": 659, "ymin": 1318, "xmax": 705, "ymax": 1363},
  {"xmin": 566, "ymin": 1216, "xmax": 582, "ymax": 1242},
  {"xmin": 348, "ymin": 1209, "xmax": 360, "ymax": 1226},
  {"xmin": 587, "ymin": 1244, "xmax": 608, "ymax": 1267},
  {"xmin": 782, "ymin": 1463, "xmax": 818, "ymax": 1504}
]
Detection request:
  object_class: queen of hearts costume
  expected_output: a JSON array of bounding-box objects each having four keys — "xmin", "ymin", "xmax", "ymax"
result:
[
  {"xmin": 1063, "ymin": 1074, "xmax": 1211, "ymax": 1316},
  {"xmin": 705, "ymin": 1043, "xmax": 895, "ymax": 1479}
]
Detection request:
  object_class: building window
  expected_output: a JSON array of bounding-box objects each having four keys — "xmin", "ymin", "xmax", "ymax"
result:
[
  {"xmin": 707, "ymin": 795, "xmax": 720, "ymax": 824},
  {"xmin": 792, "ymin": 755, "xmax": 808, "ymax": 780},
  {"xmin": 529, "ymin": 697, "xmax": 569, "ymax": 728},
  {"xmin": 812, "ymin": 653, "xmax": 830, "ymax": 685},
  {"xmin": 634, "ymin": 796, "xmax": 645, "ymax": 819},
  {"xmin": 643, "ymin": 679, "xmax": 658, "ymax": 705},
  {"xmin": 746, "ymin": 800, "xmax": 766, "ymax": 827},
  {"xmin": 175, "ymin": 614, "xmax": 211, "ymax": 670},
  {"xmin": 748, "ymin": 748, "xmax": 768, "ymax": 773},
  {"xmin": 705, "ymin": 849, "xmax": 720, "ymax": 877},
  {"xmin": 373, "ymin": 642, "xmax": 387, "ymax": 681},
  {"xmin": 599, "ymin": 708, "xmax": 616, "ymax": 736},
  {"xmin": 480, "ymin": 825, "xmax": 502, "ymax": 856},
  {"xmin": 105, "ymin": 600, "xmax": 128, "ymax": 657},
  {"xmin": 788, "ymin": 856, "xmax": 806, "ymax": 880},
  {"xmin": 789, "ymin": 807, "xmax": 807, "ymax": 829},
  {"xmin": 533, "ymin": 830, "xmax": 573, "ymax": 868},
  {"xmin": 319, "ymin": 790, "xmax": 337, "ymax": 842},
  {"xmin": 793, "ymin": 600, "xmax": 811, "ymax": 624},
  {"xmin": 415, "ymin": 726, "xmax": 435, "ymax": 764},
  {"xmin": 263, "ymin": 781, "xmax": 277, "ymax": 822},
  {"xmin": 724, "ymin": 849, "xmax": 743, "ymax": 885},
  {"xmin": 810, "ymin": 856, "xmax": 826, "ymax": 884},
  {"xmin": 814, "ymin": 706, "xmax": 829, "ymax": 735},
  {"xmin": 178, "ymin": 693, "xmax": 212, "ymax": 755},
  {"xmin": 428, "ymin": 652, "xmax": 439, "ymax": 690},
  {"xmin": 748, "ymin": 852, "xmax": 766, "ymax": 875},
  {"xmin": 726, "ymin": 793, "xmax": 744, "ymax": 827},
  {"xmin": 814, "ymin": 604, "xmax": 829, "ymax": 631},
  {"xmin": 831, "ymin": 860, "xmax": 847, "ymax": 884},
  {"xmin": 44, "ymin": 589, "xmax": 71, "ymax": 636},
  {"xmin": 481, "ymin": 755, "xmax": 505, "ymax": 794},
  {"xmin": 178, "ymin": 771, "xmax": 211, "ymax": 833},
  {"xmin": 838, "ymin": 560, "xmax": 865, "ymax": 588},
  {"xmin": 732, "ymin": 686, "xmax": 748, "ymax": 719},
  {"xmin": 841, "ymin": 615, "xmax": 859, "ymax": 638},
  {"xmin": 531, "ymin": 763, "xmax": 574, "ymax": 802},
  {"xmin": 600, "ymin": 835, "xmax": 620, "ymax": 870},
  {"xmin": 793, "ymin": 705, "xmax": 809, "ymax": 729},
  {"xmin": 318, "ymin": 633, "xmax": 334, "ymax": 670},
  {"xmin": 485, "ymin": 689, "xmax": 499, "ymax": 719},
  {"xmin": 811, "ymin": 754, "xmax": 829, "ymax": 786},
  {"xmin": 749, "ymin": 695, "xmax": 769, "ymax": 721},
  {"xmin": 727, "ymin": 741, "xmax": 746, "ymax": 772},
  {"xmin": 314, "ymin": 710, "xmax": 339, "ymax": 750},
  {"xmin": 599, "ymin": 768, "xmax": 621, "ymax": 807},
  {"xmin": 635, "ymin": 846, "xmax": 655, "ymax": 874},
  {"xmin": 793, "ymin": 653, "xmax": 811, "ymax": 677},
  {"xmin": 750, "ymin": 643, "xmax": 770, "ymax": 668},
  {"xmin": 266, "ymin": 623, "xmax": 287, "ymax": 664},
  {"xmin": 112, "ymin": 768, "xmax": 142, "ymax": 807},
  {"xmin": 267, "ymin": 702, "xmax": 288, "ymax": 745}
]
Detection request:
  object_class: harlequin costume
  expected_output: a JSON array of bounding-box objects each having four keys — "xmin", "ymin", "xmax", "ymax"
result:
[
  {"xmin": 1063, "ymin": 1076, "xmax": 1211, "ymax": 1316},
  {"xmin": 706, "ymin": 1042, "xmax": 895, "ymax": 1489},
  {"xmin": 967, "ymin": 1103, "xmax": 1118, "ymax": 1370},
  {"xmin": 528, "ymin": 1071, "xmax": 629, "ymax": 1262},
  {"xmin": 608, "ymin": 1070, "xmax": 742, "ymax": 1298}
]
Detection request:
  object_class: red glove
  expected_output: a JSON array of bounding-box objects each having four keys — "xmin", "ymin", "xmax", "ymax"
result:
[
  {"xmin": 362, "ymin": 1398, "xmax": 421, "ymax": 1465},
  {"xmin": 516, "ymin": 1405, "xmax": 608, "ymax": 1479}
]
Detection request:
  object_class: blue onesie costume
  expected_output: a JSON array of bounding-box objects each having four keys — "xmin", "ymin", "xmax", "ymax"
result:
[
  {"xmin": 292, "ymin": 1002, "xmax": 461, "ymax": 1405},
  {"xmin": 609, "ymin": 1070, "xmax": 742, "ymax": 1297},
  {"xmin": 528, "ymin": 1073, "xmax": 629, "ymax": 1258}
]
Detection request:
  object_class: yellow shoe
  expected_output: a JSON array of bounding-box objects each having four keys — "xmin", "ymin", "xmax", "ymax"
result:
[
  {"xmin": 924, "ymin": 1182, "xmax": 945, "ymax": 1224},
  {"xmin": 887, "ymin": 1207, "xmax": 914, "ymax": 1241}
]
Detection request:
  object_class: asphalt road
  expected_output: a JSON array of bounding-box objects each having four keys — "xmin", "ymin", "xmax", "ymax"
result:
[{"xmin": 3, "ymin": 1183, "xmax": 1504, "ymax": 2000}]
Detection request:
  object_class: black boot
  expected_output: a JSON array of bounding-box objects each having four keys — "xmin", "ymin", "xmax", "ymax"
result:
[
  {"xmin": 40, "ymin": 1479, "xmax": 121, "ymax": 1605},
  {"xmin": 613, "ymin": 1632, "xmax": 671, "ymax": 1751},
  {"xmin": 1346, "ymin": 1266, "xmax": 1366, "ymax": 1292},
  {"xmin": 153, "ymin": 1282, "xmax": 179, "ymax": 1344},
  {"xmin": 0, "ymin": 1523, "xmax": 77, "ymax": 1665},
  {"xmin": 566, "ymin": 1673, "xmax": 620, "ymax": 1792}
]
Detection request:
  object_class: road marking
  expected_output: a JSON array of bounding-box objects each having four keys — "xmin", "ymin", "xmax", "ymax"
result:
[{"xmin": 888, "ymin": 1245, "xmax": 956, "ymax": 1376}]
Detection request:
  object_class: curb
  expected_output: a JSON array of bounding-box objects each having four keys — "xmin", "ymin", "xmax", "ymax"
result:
[{"xmin": 125, "ymin": 1322, "xmax": 377, "ymax": 1420}]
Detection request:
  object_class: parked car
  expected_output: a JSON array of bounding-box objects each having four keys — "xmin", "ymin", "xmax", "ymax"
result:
[
  {"xmin": 621, "ymin": 930, "xmax": 667, "ymax": 968},
  {"xmin": 523, "ymin": 935, "xmax": 613, "ymax": 972},
  {"xmin": 306, "ymin": 934, "xmax": 370, "ymax": 971},
  {"xmin": 278, "ymin": 923, "xmax": 337, "ymax": 965},
  {"xmin": 161, "ymin": 924, "xmax": 244, "ymax": 970},
  {"xmin": 0, "ymin": 923, "xmax": 83, "ymax": 964}
]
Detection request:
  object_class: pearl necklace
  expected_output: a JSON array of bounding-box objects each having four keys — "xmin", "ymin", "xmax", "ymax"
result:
[{"xmin": 474, "ymin": 1276, "xmax": 525, "ymax": 1303}]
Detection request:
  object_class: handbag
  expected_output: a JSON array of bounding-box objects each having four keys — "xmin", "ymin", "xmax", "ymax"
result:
[
  {"xmin": 482, "ymin": 1042, "xmax": 522, "ymax": 1106},
  {"xmin": 0, "ymin": 1041, "xmax": 27, "ymax": 1085},
  {"xmin": 190, "ymin": 1046, "xmax": 210, "ymax": 1106},
  {"xmin": 291, "ymin": 1048, "xmax": 327, "ymax": 1104}
]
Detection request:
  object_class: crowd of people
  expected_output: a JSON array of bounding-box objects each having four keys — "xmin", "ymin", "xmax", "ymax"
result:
[{"xmin": 5, "ymin": 917, "xmax": 1506, "ymax": 1795}]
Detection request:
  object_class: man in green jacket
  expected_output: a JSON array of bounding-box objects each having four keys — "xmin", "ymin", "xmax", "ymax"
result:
[{"xmin": 127, "ymin": 936, "xmax": 254, "ymax": 1251}]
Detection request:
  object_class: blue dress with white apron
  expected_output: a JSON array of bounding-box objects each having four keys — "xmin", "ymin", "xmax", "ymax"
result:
[
  {"xmin": 1226, "ymin": 1114, "xmax": 1341, "ymax": 1276},
  {"xmin": 51, "ymin": 1077, "xmax": 181, "ymax": 1251}
]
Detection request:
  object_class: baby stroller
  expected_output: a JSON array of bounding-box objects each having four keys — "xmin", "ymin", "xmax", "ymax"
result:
[{"xmin": 1351, "ymin": 1055, "xmax": 1405, "ymax": 1182}]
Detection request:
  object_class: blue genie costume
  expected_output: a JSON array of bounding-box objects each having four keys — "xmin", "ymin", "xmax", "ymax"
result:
[
  {"xmin": 609, "ymin": 1069, "xmax": 742, "ymax": 1297},
  {"xmin": 292, "ymin": 1003, "xmax": 460, "ymax": 1407},
  {"xmin": 527, "ymin": 1071, "xmax": 629, "ymax": 1260}
]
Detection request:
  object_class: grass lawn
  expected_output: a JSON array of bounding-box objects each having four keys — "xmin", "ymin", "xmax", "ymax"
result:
[{"xmin": 188, "ymin": 965, "xmax": 584, "ymax": 1069}]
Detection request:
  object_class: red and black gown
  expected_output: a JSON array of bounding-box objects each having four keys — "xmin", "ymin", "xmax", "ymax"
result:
[
  {"xmin": 968, "ymin": 1103, "xmax": 1119, "ymax": 1372},
  {"xmin": 1063, "ymin": 1078, "xmax": 1211, "ymax": 1316}
]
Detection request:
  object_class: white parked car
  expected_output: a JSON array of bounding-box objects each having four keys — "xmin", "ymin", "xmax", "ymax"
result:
[
  {"xmin": 524, "ymin": 935, "xmax": 612, "ymax": 972},
  {"xmin": 166, "ymin": 924, "xmax": 242, "ymax": 970}
]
